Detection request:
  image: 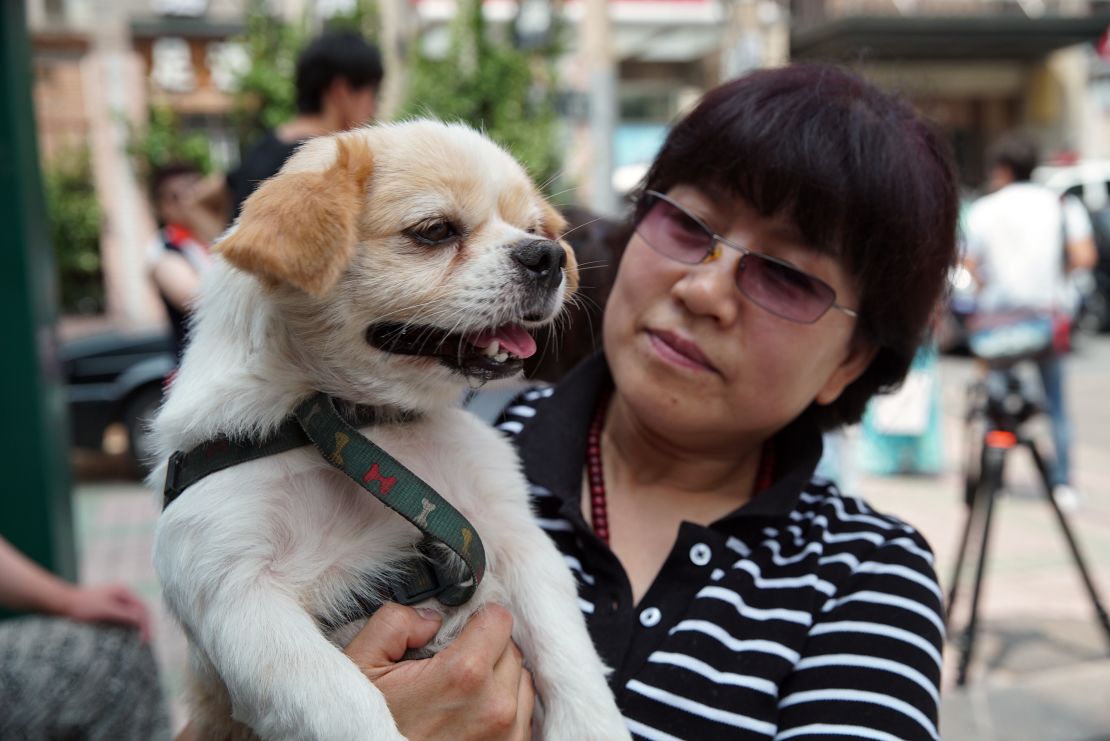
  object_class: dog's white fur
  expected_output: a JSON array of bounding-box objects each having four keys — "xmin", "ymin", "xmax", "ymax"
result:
[{"xmin": 151, "ymin": 121, "xmax": 629, "ymax": 740}]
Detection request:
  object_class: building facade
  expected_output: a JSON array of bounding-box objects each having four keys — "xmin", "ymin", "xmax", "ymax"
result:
[{"xmin": 26, "ymin": 0, "xmax": 1110, "ymax": 331}]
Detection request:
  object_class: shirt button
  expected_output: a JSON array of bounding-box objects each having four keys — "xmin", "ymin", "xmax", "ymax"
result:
[
  {"xmin": 690, "ymin": 543, "xmax": 712, "ymax": 566},
  {"xmin": 640, "ymin": 607, "xmax": 662, "ymax": 627}
]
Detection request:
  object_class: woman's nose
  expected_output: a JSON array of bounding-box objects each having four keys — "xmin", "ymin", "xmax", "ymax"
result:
[{"xmin": 672, "ymin": 247, "xmax": 742, "ymax": 326}]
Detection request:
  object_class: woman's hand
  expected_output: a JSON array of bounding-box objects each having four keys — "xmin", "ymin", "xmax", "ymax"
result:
[
  {"xmin": 61, "ymin": 584, "xmax": 153, "ymax": 642},
  {"xmin": 345, "ymin": 603, "xmax": 534, "ymax": 741}
]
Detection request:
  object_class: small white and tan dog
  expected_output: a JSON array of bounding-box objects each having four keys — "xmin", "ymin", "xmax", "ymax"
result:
[{"xmin": 150, "ymin": 120, "xmax": 629, "ymax": 740}]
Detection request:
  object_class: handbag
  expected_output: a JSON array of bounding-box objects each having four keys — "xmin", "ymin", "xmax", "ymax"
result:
[
  {"xmin": 967, "ymin": 311, "xmax": 1054, "ymax": 363},
  {"xmin": 1052, "ymin": 310, "xmax": 1071, "ymax": 354},
  {"xmin": 871, "ymin": 369, "xmax": 934, "ymax": 436}
]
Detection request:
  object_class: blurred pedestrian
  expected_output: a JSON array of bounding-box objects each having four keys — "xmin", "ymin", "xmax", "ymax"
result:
[
  {"xmin": 186, "ymin": 30, "xmax": 384, "ymax": 242},
  {"xmin": 147, "ymin": 163, "xmax": 211, "ymax": 363},
  {"xmin": 964, "ymin": 132, "xmax": 1098, "ymax": 509},
  {"xmin": 0, "ymin": 534, "xmax": 169, "ymax": 740}
]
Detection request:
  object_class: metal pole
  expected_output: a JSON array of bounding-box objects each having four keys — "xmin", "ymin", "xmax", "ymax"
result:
[
  {"xmin": 0, "ymin": 0, "xmax": 77, "ymax": 589},
  {"xmin": 378, "ymin": 0, "xmax": 414, "ymax": 121},
  {"xmin": 584, "ymin": 0, "xmax": 617, "ymax": 216}
]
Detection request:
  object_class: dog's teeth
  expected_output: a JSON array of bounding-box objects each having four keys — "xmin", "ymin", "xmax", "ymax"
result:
[
  {"xmin": 482, "ymin": 340, "xmax": 501, "ymax": 358},
  {"xmin": 494, "ymin": 350, "xmax": 509, "ymax": 363}
]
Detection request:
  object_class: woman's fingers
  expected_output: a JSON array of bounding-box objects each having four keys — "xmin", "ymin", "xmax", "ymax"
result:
[
  {"xmin": 356, "ymin": 604, "xmax": 532, "ymax": 740},
  {"xmin": 515, "ymin": 664, "xmax": 536, "ymax": 741},
  {"xmin": 65, "ymin": 585, "xmax": 153, "ymax": 642},
  {"xmin": 109, "ymin": 586, "xmax": 153, "ymax": 641},
  {"xmin": 438, "ymin": 603, "xmax": 515, "ymax": 677},
  {"xmin": 345, "ymin": 603, "xmax": 442, "ymax": 678}
]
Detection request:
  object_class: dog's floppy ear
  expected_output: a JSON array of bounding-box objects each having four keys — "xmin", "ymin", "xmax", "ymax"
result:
[{"xmin": 217, "ymin": 136, "xmax": 375, "ymax": 296}]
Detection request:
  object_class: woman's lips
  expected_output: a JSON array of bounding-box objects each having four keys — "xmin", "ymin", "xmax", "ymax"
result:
[{"xmin": 647, "ymin": 330, "xmax": 717, "ymax": 373}]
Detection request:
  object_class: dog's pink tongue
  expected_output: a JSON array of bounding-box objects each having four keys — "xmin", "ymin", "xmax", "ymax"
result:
[{"xmin": 472, "ymin": 324, "xmax": 537, "ymax": 359}]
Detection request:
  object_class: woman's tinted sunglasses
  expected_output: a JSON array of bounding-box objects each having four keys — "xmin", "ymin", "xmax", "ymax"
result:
[{"xmin": 637, "ymin": 191, "xmax": 859, "ymax": 324}]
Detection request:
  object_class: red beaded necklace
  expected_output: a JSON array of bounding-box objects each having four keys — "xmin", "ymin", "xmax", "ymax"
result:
[{"xmin": 586, "ymin": 392, "xmax": 775, "ymax": 546}]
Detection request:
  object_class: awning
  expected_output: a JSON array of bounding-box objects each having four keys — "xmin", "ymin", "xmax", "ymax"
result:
[
  {"xmin": 792, "ymin": 14, "xmax": 1110, "ymax": 61},
  {"xmin": 130, "ymin": 17, "xmax": 243, "ymax": 40}
]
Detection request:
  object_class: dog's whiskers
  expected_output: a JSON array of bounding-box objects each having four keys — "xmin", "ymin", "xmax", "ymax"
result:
[{"xmin": 557, "ymin": 217, "xmax": 605, "ymax": 242}]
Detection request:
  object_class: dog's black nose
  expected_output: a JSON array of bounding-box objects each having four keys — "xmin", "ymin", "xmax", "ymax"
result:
[{"xmin": 512, "ymin": 240, "xmax": 566, "ymax": 290}]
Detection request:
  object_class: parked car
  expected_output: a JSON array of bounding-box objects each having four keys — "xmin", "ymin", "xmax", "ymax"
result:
[{"xmin": 59, "ymin": 328, "xmax": 174, "ymax": 473}]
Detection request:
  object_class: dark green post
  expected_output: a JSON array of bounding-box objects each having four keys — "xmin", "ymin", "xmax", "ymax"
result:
[{"xmin": 0, "ymin": 2, "xmax": 77, "ymax": 581}]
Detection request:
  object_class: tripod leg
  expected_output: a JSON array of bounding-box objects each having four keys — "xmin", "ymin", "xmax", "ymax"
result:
[
  {"xmin": 956, "ymin": 445, "xmax": 1006, "ymax": 686},
  {"xmin": 946, "ymin": 500, "xmax": 978, "ymax": 623},
  {"xmin": 1026, "ymin": 441, "xmax": 1110, "ymax": 648},
  {"xmin": 947, "ymin": 454, "xmax": 989, "ymax": 623},
  {"xmin": 948, "ymin": 417, "xmax": 994, "ymax": 622}
]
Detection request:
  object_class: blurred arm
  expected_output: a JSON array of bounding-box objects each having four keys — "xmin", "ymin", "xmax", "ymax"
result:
[
  {"xmin": 1066, "ymin": 235, "xmax": 1097, "ymax": 272},
  {"xmin": 1064, "ymin": 197, "xmax": 1098, "ymax": 272},
  {"xmin": 151, "ymin": 251, "xmax": 202, "ymax": 313},
  {"xmin": 0, "ymin": 534, "xmax": 76, "ymax": 614},
  {"xmin": 0, "ymin": 535, "xmax": 152, "ymax": 639}
]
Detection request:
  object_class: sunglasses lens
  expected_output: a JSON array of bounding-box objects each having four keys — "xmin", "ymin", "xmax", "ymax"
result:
[
  {"xmin": 637, "ymin": 196, "xmax": 712, "ymax": 264},
  {"xmin": 637, "ymin": 192, "xmax": 844, "ymax": 323},
  {"xmin": 739, "ymin": 255, "xmax": 836, "ymax": 323}
]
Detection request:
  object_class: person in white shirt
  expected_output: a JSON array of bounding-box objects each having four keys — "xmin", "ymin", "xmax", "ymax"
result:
[{"xmin": 964, "ymin": 133, "xmax": 1097, "ymax": 508}]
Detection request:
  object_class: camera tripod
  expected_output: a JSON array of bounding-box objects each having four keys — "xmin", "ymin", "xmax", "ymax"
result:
[{"xmin": 945, "ymin": 364, "xmax": 1110, "ymax": 686}]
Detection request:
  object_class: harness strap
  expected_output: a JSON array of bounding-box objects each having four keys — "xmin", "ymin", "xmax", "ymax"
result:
[{"xmin": 162, "ymin": 393, "xmax": 486, "ymax": 609}]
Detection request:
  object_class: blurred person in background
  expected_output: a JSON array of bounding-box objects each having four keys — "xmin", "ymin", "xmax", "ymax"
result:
[
  {"xmin": 964, "ymin": 132, "xmax": 1098, "ymax": 510},
  {"xmin": 147, "ymin": 163, "xmax": 212, "ymax": 364},
  {"xmin": 0, "ymin": 534, "xmax": 169, "ymax": 739},
  {"xmin": 342, "ymin": 64, "xmax": 959, "ymax": 740},
  {"xmin": 186, "ymin": 30, "xmax": 384, "ymax": 243}
]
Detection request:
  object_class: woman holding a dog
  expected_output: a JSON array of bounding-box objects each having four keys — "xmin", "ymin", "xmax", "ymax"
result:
[{"xmin": 349, "ymin": 64, "xmax": 957, "ymax": 740}]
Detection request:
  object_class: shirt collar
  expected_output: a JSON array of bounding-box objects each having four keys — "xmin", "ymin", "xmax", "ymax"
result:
[{"xmin": 515, "ymin": 352, "xmax": 825, "ymax": 525}]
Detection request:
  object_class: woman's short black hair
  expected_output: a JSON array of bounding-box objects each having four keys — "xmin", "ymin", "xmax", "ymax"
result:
[
  {"xmin": 634, "ymin": 63, "xmax": 959, "ymax": 430},
  {"xmin": 295, "ymin": 31, "xmax": 384, "ymax": 115}
]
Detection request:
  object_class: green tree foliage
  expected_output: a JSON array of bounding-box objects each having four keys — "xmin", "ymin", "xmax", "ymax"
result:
[
  {"xmin": 231, "ymin": 0, "xmax": 380, "ymax": 151},
  {"xmin": 44, "ymin": 150, "xmax": 103, "ymax": 315},
  {"xmin": 129, "ymin": 103, "xmax": 213, "ymax": 187},
  {"xmin": 230, "ymin": 0, "xmax": 304, "ymax": 149},
  {"xmin": 400, "ymin": 0, "xmax": 563, "ymax": 193}
]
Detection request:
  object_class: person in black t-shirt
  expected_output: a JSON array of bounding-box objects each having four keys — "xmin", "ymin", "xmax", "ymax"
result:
[{"xmin": 186, "ymin": 30, "xmax": 384, "ymax": 242}]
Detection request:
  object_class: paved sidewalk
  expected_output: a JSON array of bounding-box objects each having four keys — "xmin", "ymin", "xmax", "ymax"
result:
[
  {"xmin": 71, "ymin": 335, "xmax": 1110, "ymax": 740},
  {"xmin": 859, "ymin": 337, "xmax": 1110, "ymax": 740}
]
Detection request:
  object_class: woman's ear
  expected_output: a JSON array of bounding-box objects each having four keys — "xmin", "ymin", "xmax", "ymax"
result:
[
  {"xmin": 217, "ymin": 135, "xmax": 375, "ymax": 297},
  {"xmin": 815, "ymin": 339, "xmax": 879, "ymax": 407}
]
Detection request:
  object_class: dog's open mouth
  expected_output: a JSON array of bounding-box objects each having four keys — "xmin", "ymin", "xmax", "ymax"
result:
[{"xmin": 366, "ymin": 322, "xmax": 538, "ymax": 380}]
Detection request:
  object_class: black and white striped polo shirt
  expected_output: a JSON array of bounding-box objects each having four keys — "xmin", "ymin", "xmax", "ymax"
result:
[{"xmin": 497, "ymin": 354, "xmax": 943, "ymax": 741}]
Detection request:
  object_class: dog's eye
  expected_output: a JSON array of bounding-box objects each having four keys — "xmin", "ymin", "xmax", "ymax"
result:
[{"xmin": 408, "ymin": 221, "xmax": 459, "ymax": 246}]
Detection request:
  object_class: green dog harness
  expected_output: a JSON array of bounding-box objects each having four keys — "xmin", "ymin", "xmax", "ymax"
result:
[{"xmin": 162, "ymin": 392, "xmax": 486, "ymax": 613}]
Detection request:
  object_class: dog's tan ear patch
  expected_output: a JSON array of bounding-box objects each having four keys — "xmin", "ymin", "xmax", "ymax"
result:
[
  {"xmin": 217, "ymin": 136, "xmax": 374, "ymax": 296},
  {"xmin": 540, "ymin": 202, "xmax": 567, "ymax": 241},
  {"xmin": 561, "ymin": 238, "xmax": 579, "ymax": 295},
  {"xmin": 540, "ymin": 203, "xmax": 579, "ymax": 295}
]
